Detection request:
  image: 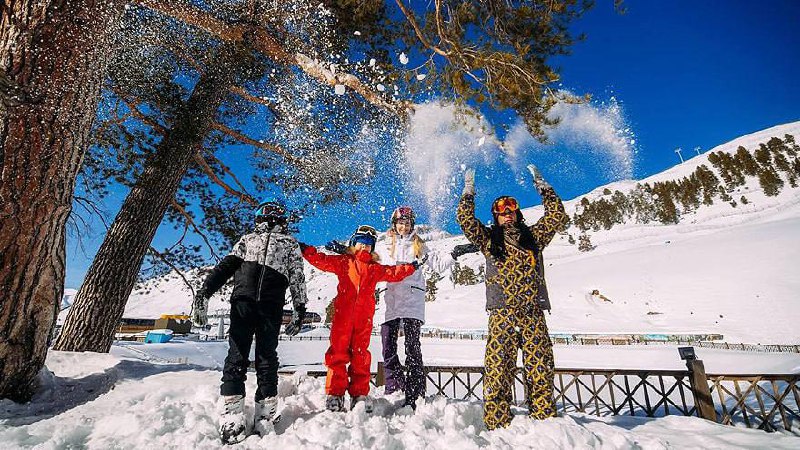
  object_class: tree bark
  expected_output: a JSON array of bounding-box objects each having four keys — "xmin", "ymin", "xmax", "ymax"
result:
[
  {"xmin": 0, "ymin": 0, "xmax": 123, "ymax": 402},
  {"xmin": 53, "ymin": 44, "xmax": 244, "ymax": 353}
]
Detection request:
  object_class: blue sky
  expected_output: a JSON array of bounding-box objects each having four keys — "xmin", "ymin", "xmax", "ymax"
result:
[{"xmin": 65, "ymin": 0, "xmax": 800, "ymax": 288}]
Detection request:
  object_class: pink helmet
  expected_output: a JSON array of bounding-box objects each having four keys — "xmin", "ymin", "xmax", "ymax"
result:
[{"xmin": 391, "ymin": 206, "xmax": 416, "ymax": 230}]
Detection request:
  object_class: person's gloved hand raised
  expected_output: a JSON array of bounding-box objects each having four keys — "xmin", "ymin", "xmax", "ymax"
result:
[
  {"xmin": 324, "ymin": 240, "xmax": 348, "ymax": 254},
  {"xmin": 527, "ymin": 164, "xmax": 551, "ymax": 192},
  {"xmin": 284, "ymin": 304, "xmax": 306, "ymax": 336},
  {"xmin": 462, "ymin": 168, "xmax": 475, "ymax": 196},
  {"xmin": 191, "ymin": 289, "xmax": 209, "ymax": 328}
]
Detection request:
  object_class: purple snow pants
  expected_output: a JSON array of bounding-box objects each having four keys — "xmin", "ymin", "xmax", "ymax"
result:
[{"xmin": 381, "ymin": 318, "xmax": 424, "ymax": 404}]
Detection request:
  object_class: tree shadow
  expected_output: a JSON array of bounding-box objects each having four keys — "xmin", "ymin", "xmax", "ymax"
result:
[
  {"xmin": 0, "ymin": 359, "xmax": 211, "ymax": 426},
  {"xmin": 568, "ymin": 412, "xmax": 656, "ymax": 431}
]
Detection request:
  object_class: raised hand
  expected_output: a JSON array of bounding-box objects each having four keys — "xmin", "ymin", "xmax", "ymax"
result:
[
  {"xmin": 527, "ymin": 164, "xmax": 551, "ymax": 192},
  {"xmin": 463, "ymin": 168, "xmax": 476, "ymax": 196}
]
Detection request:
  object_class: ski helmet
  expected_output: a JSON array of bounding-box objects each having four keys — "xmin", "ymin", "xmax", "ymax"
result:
[
  {"xmin": 349, "ymin": 224, "xmax": 378, "ymax": 248},
  {"xmin": 254, "ymin": 199, "xmax": 287, "ymax": 222},
  {"xmin": 391, "ymin": 206, "xmax": 416, "ymax": 231}
]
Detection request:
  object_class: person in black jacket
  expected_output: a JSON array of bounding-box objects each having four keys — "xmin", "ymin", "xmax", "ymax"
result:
[{"xmin": 192, "ymin": 200, "xmax": 307, "ymax": 444}]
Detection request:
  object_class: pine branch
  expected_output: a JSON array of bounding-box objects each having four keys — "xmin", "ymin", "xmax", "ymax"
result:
[{"xmin": 134, "ymin": 0, "xmax": 409, "ymax": 117}]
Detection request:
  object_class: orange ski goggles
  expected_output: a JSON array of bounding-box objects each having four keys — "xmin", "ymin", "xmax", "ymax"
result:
[{"xmin": 492, "ymin": 196, "xmax": 520, "ymax": 215}]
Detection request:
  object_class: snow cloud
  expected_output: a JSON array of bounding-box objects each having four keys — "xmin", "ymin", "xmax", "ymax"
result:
[
  {"xmin": 402, "ymin": 102, "xmax": 499, "ymax": 225},
  {"xmin": 504, "ymin": 95, "xmax": 637, "ymax": 182}
]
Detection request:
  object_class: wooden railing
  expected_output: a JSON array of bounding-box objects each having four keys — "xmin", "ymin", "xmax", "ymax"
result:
[{"xmin": 279, "ymin": 365, "xmax": 800, "ymax": 434}]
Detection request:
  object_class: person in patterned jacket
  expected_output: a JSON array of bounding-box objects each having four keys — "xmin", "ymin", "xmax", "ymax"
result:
[
  {"xmin": 456, "ymin": 164, "xmax": 568, "ymax": 430},
  {"xmin": 191, "ymin": 200, "xmax": 307, "ymax": 444}
]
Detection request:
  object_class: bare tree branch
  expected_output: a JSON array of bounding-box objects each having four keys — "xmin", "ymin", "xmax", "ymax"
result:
[
  {"xmin": 148, "ymin": 246, "xmax": 196, "ymax": 297},
  {"xmin": 192, "ymin": 150, "xmax": 258, "ymax": 206},
  {"xmin": 170, "ymin": 199, "xmax": 221, "ymax": 261}
]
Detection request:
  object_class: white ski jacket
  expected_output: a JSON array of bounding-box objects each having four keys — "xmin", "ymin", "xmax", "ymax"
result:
[{"xmin": 376, "ymin": 232, "xmax": 452, "ymax": 324}]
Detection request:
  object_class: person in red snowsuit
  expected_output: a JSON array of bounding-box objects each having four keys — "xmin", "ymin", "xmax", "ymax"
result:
[{"xmin": 301, "ymin": 225, "xmax": 417, "ymax": 412}]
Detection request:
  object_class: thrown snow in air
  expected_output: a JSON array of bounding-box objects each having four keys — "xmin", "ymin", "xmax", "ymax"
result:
[
  {"xmin": 403, "ymin": 102, "xmax": 499, "ymax": 225},
  {"xmin": 504, "ymin": 94, "xmax": 637, "ymax": 181}
]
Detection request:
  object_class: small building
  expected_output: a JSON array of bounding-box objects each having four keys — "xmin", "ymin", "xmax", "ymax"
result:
[
  {"xmin": 154, "ymin": 314, "xmax": 192, "ymax": 334},
  {"xmin": 118, "ymin": 318, "xmax": 156, "ymax": 334}
]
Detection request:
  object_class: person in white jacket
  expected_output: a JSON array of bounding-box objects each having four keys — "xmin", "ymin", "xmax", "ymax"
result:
[{"xmin": 376, "ymin": 206, "xmax": 452, "ymax": 409}]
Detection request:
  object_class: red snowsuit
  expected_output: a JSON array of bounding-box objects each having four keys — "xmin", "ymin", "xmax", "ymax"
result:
[{"xmin": 302, "ymin": 246, "xmax": 415, "ymax": 396}]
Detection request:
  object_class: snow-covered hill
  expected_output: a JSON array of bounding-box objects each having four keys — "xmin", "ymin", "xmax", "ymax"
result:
[{"xmin": 93, "ymin": 122, "xmax": 800, "ymax": 343}]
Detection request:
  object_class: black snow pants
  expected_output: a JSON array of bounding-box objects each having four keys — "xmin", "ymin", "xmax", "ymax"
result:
[
  {"xmin": 220, "ymin": 298, "xmax": 284, "ymax": 400},
  {"xmin": 381, "ymin": 318, "xmax": 424, "ymax": 404}
]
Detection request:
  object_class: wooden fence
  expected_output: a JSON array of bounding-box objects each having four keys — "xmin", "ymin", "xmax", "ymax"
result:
[{"xmin": 280, "ymin": 364, "xmax": 800, "ymax": 434}]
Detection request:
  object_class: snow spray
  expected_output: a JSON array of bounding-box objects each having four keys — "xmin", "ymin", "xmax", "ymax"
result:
[
  {"xmin": 401, "ymin": 97, "xmax": 637, "ymax": 225},
  {"xmin": 402, "ymin": 102, "xmax": 500, "ymax": 225}
]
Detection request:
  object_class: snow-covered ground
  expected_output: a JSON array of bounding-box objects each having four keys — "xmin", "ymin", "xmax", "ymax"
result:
[{"xmin": 2, "ymin": 349, "xmax": 799, "ymax": 449}]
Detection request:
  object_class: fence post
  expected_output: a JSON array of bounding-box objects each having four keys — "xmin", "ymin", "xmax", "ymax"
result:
[
  {"xmin": 680, "ymin": 348, "xmax": 717, "ymax": 422},
  {"xmin": 376, "ymin": 361, "xmax": 385, "ymax": 387}
]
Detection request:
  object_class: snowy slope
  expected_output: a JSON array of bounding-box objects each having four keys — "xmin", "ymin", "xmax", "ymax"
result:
[{"xmin": 86, "ymin": 121, "xmax": 800, "ymax": 343}]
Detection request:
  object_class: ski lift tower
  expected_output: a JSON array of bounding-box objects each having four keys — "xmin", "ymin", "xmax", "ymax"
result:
[
  {"xmin": 675, "ymin": 147, "xmax": 684, "ymax": 163},
  {"xmin": 694, "ymin": 146, "xmax": 702, "ymax": 156}
]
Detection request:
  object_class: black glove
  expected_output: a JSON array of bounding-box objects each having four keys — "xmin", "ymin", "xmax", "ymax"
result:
[
  {"xmin": 284, "ymin": 304, "xmax": 306, "ymax": 336},
  {"xmin": 451, "ymin": 243, "xmax": 480, "ymax": 260},
  {"xmin": 411, "ymin": 254, "xmax": 429, "ymax": 270},
  {"xmin": 324, "ymin": 240, "xmax": 348, "ymax": 254},
  {"xmin": 191, "ymin": 289, "xmax": 209, "ymax": 328}
]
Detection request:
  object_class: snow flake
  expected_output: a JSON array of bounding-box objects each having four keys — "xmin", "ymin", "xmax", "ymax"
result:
[
  {"xmin": 416, "ymin": 74, "xmax": 427, "ymax": 81},
  {"xmin": 354, "ymin": 31, "xmax": 361, "ymax": 36},
  {"xmin": 399, "ymin": 53, "xmax": 409, "ymax": 65},
  {"xmin": 377, "ymin": 84, "xmax": 386, "ymax": 92},
  {"xmin": 334, "ymin": 84, "xmax": 346, "ymax": 95},
  {"xmin": 369, "ymin": 58, "xmax": 376, "ymax": 67}
]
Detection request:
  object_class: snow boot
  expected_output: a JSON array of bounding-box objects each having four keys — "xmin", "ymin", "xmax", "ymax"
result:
[
  {"xmin": 326, "ymin": 395, "xmax": 346, "ymax": 412},
  {"xmin": 402, "ymin": 397, "xmax": 417, "ymax": 411},
  {"xmin": 351, "ymin": 395, "xmax": 373, "ymax": 413},
  {"xmin": 253, "ymin": 396, "xmax": 279, "ymax": 436},
  {"xmin": 219, "ymin": 395, "xmax": 247, "ymax": 445}
]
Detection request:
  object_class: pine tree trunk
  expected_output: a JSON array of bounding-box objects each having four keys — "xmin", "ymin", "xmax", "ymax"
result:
[
  {"xmin": 53, "ymin": 44, "xmax": 244, "ymax": 353},
  {"xmin": 0, "ymin": 0, "xmax": 123, "ymax": 402}
]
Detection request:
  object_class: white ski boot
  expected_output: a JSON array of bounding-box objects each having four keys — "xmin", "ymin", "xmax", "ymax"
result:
[
  {"xmin": 253, "ymin": 396, "xmax": 279, "ymax": 436},
  {"xmin": 351, "ymin": 395, "xmax": 373, "ymax": 413},
  {"xmin": 218, "ymin": 395, "xmax": 247, "ymax": 445},
  {"xmin": 326, "ymin": 395, "xmax": 346, "ymax": 412}
]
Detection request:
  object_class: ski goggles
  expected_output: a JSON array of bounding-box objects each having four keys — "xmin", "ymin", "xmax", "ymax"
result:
[
  {"xmin": 254, "ymin": 202, "xmax": 287, "ymax": 218},
  {"xmin": 491, "ymin": 196, "xmax": 520, "ymax": 215}
]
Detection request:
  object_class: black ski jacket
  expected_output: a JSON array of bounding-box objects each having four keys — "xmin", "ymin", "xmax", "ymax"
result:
[{"xmin": 202, "ymin": 223, "xmax": 307, "ymax": 308}]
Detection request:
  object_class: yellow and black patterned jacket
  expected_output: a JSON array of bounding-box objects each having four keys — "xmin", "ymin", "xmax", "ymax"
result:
[{"xmin": 456, "ymin": 187, "xmax": 568, "ymax": 312}]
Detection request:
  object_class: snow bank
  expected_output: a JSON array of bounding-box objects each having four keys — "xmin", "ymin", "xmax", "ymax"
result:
[{"xmin": 1, "ymin": 351, "xmax": 798, "ymax": 449}]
